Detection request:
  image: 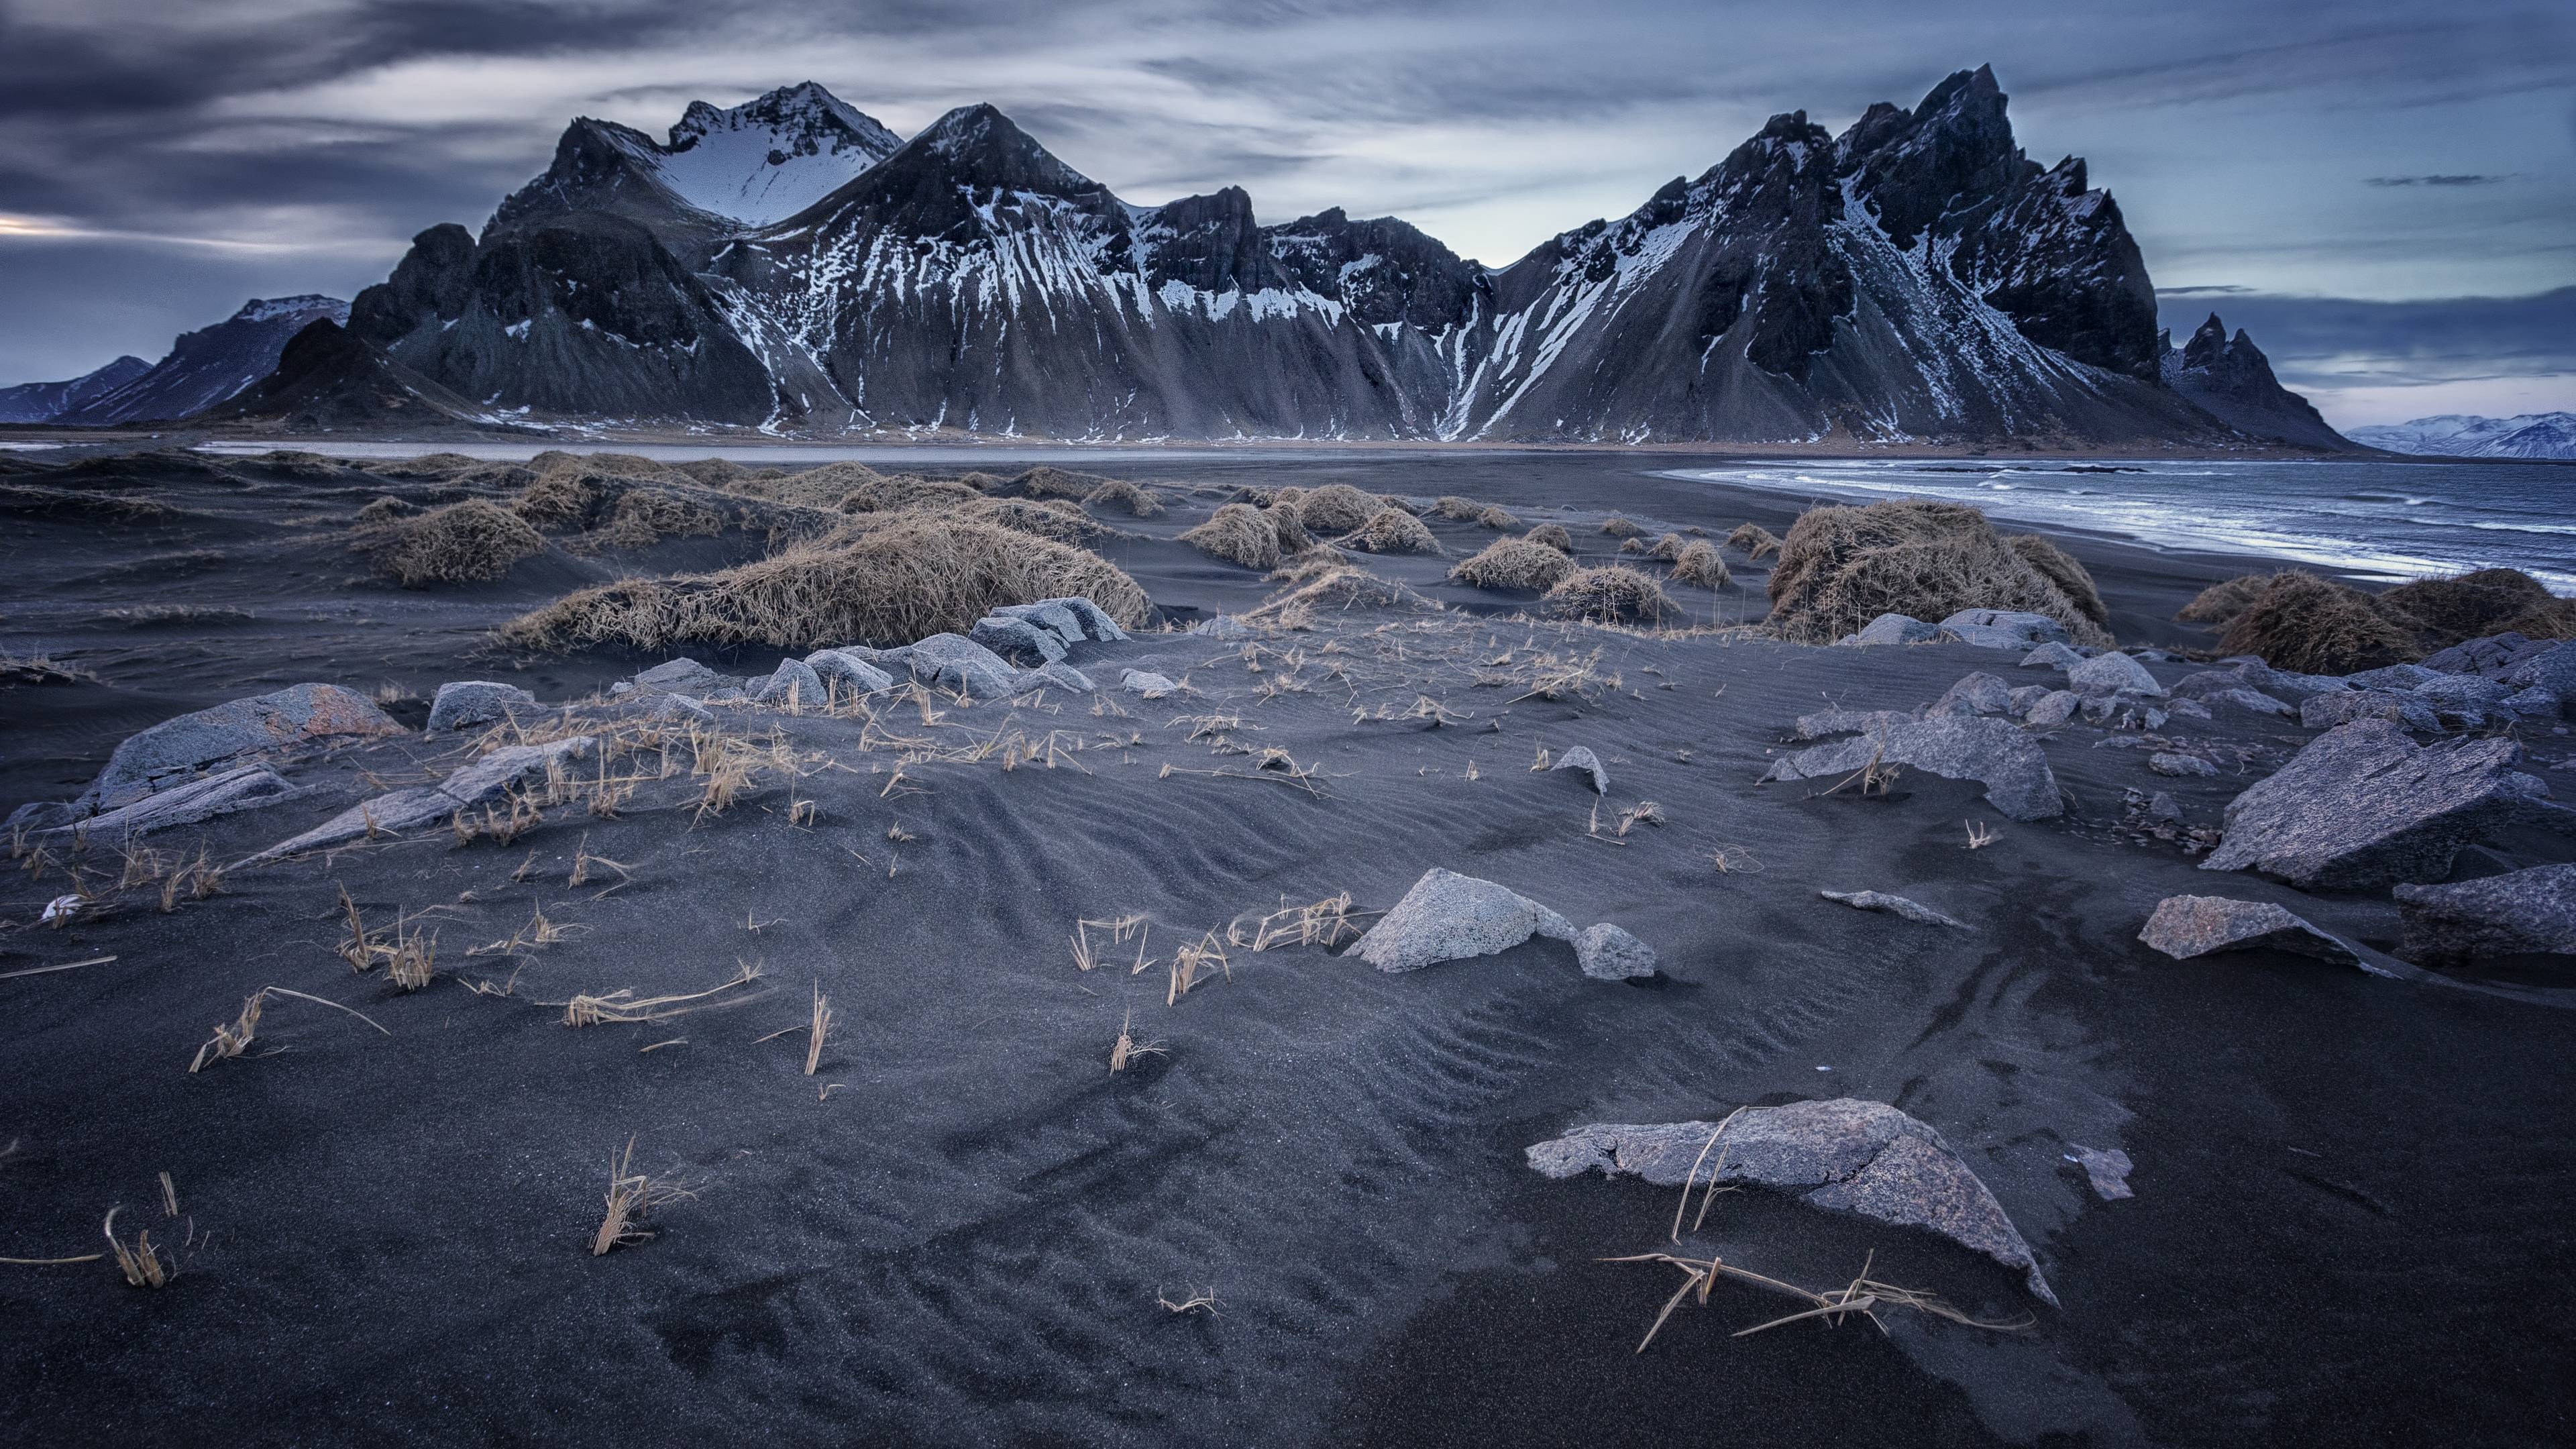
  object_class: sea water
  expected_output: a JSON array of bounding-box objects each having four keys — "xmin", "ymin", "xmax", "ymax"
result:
[{"xmin": 1664, "ymin": 459, "xmax": 2576, "ymax": 593}]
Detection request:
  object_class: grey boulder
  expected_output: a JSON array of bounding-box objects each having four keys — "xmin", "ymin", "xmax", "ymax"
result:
[
  {"xmin": 969, "ymin": 614, "xmax": 1070, "ymax": 665},
  {"xmin": 1765, "ymin": 715, "xmax": 2064, "ymax": 820},
  {"xmin": 2024, "ymin": 690, "xmax": 2082, "ymax": 727},
  {"xmin": 1928, "ymin": 672, "xmax": 2013, "ymax": 718},
  {"xmin": 1939, "ymin": 608, "xmax": 2071, "ymax": 649},
  {"xmin": 1348, "ymin": 867, "xmax": 1576, "ymax": 972},
  {"xmin": 805, "ymin": 648, "xmax": 896, "ymax": 696},
  {"xmin": 1120, "ymin": 669, "xmax": 1178, "ymax": 696},
  {"xmin": 1552, "ymin": 745, "xmax": 1609, "ymax": 794},
  {"xmin": 2021, "ymin": 641, "xmax": 2086, "ymax": 670},
  {"xmin": 2300, "ymin": 690, "xmax": 2438, "ymax": 733},
  {"xmin": 1852, "ymin": 612, "xmax": 1937, "ymax": 647},
  {"xmin": 1526, "ymin": 1099, "xmax": 2056, "ymax": 1305},
  {"xmin": 1020, "ymin": 662, "xmax": 1095, "ymax": 694},
  {"xmin": 2139, "ymin": 894, "xmax": 2361, "ymax": 967},
  {"xmin": 239, "ymin": 737, "xmax": 594, "ymax": 865},
  {"xmin": 1572, "ymin": 922, "xmax": 1659, "ymax": 980},
  {"xmin": 896, "ymin": 634, "xmax": 1022, "ymax": 697},
  {"xmin": 426, "ymin": 681, "xmax": 538, "ymax": 733},
  {"xmin": 2200, "ymin": 720, "xmax": 2567, "ymax": 890},
  {"xmin": 1820, "ymin": 888, "xmax": 1968, "ymax": 928},
  {"xmin": 2068, "ymin": 651, "xmax": 2164, "ymax": 698},
  {"xmin": 1794, "ymin": 707, "xmax": 1912, "ymax": 741},
  {"xmin": 78, "ymin": 684, "xmax": 404, "ymax": 814},
  {"xmin": 52, "ymin": 764, "xmax": 301, "ymax": 841},
  {"xmin": 2393, "ymin": 865, "xmax": 2576, "ymax": 968},
  {"xmin": 2204, "ymin": 687, "xmax": 2296, "ymax": 720},
  {"xmin": 634, "ymin": 657, "xmax": 729, "ymax": 695},
  {"xmin": 2506, "ymin": 641, "xmax": 2576, "ymax": 712},
  {"xmin": 753, "ymin": 657, "xmax": 827, "ymax": 708}
]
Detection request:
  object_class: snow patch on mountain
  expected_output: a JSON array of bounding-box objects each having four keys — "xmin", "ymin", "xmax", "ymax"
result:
[
  {"xmin": 2347, "ymin": 413, "xmax": 2576, "ymax": 460},
  {"xmin": 614, "ymin": 83, "xmax": 899, "ymax": 226}
]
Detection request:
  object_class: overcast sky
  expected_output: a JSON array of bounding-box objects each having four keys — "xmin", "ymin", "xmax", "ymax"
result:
[{"xmin": 2, "ymin": 0, "xmax": 2569, "ymax": 425}]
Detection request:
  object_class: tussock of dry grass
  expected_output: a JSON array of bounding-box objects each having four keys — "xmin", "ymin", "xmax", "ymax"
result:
[
  {"xmin": 560, "ymin": 961, "xmax": 761, "ymax": 1027},
  {"xmin": 1265, "ymin": 504, "xmax": 1313, "ymax": 554},
  {"xmin": 1293, "ymin": 484, "xmax": 1381, "ymax": 536},
  {"xmin": 1647, "ymin": 533, "xmax": 1688, "ymax": 560},
  {"xmin": 2003, "ymin": 533, "xmax": 2108, "ymax": 626},
  {"xmin": 103, "ymin": 1208, "xmax": 172, "ymax": 1289},
  {"xmin": 833, "ymin": 470, "xmax": 981, "ymax": 514},
  {"xmin": 1599, "ymin": 515, "xmax": 1644, "ymax": 539},
  {"xmin": 594, "ymin": 488, "xmax": 724, "ymax": 549},
  {"xmin": 1084, "ymin": 478, "xmax": 1165, "ymax": 517},
  {"xmin": 1181, "ymin": 504, "xmax": 1284, "ymax": 570},
  {"xmin": 1108, "ymin": 1009, "xmax": 1165, "ymax": 1072},
  {"xmin": 500, "ymin": 515, "xmax": 1148, "ymax": 652},
  {"xmin": 360, "ymin": 499, "xmax": 545, "ymax": 586},
  {"xmin": 1727, "ymin": 523, "xmax": 1782, "ymax": 559},
  {"xmin": 1618, "ymin": 537, "xmax": 1646, "ymax": 555},
  {"xmin": 591, "ymin": 1136, "xmax": 693, "ymax": 1256},
  {"xmin": 356, "ymin": 495, "xmax": 416, "ymax": 523},
  {"xmin": 1249, "ymin": 565, "xmax": 1439, "ymax": 629},
  {"xmin": 2380, "ymin": 567, "xmax": 2576, "ymax": 645},
  {"xmin": 1477, "ymin": 504, "xmax": 1520, "ymax": 529},
  {"xmin": 1766, "ymin": 500, "xmax": 2110, "ymax": 647},
  {"xmin": 1670, "ymin": 540, "xmax": 1729, "ymax": 590},
  {"xmin": 2176, "ymin": 572, "xmax": 2272, "ymax": 625},
  {"xmin": 1449, "ymin": 537, "xmax": 1577, "ymax": 592},
  {"xmin": 1006, "ymin": 465, "xmax": 1110, "ymax": 502},
  {"xmin": 1433, "ymin": 495, "xmax": 1487, "ymax": 521},
  {"xmin": 1546, "ymin": 566, "xmax": 1678, "ymax": 626},
  {"xmin": 955, "ymin": 496, "xmax": 1122, "ymax": 544},
  {"xmin": 1525, "ymin": 523, "xmax": 1575, "ymax": 553},
  {"xmin": 1267, "ymin": 546, "xmax": 1351, "ymax": 584},
  {"xmin": 2216, "ymin": 570, "xmax": 2420, "ymax": 674},
  {"xmin": 188, "ymin": 986, "xmax": 390, "ymax": 1073},
  {"xmin": 1337, "ymin": 507, "xmax": 1442, "ymax": 555}
]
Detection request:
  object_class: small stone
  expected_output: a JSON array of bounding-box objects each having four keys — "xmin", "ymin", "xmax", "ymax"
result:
[
  {"xmin": 1853, "ymin": 612, "xmax": 1937, "ymax": 647},
  {"xmin": 2068, "ymin": 651, "xmax": 2165, "ymax": 698},
  {"xmin": 1120, "ymin": 669, "xmax": 1178, "ymax": 696},
  {"xmin": 1819, "ymin": 888, "xmax": 1968, "ymax": 928},
  {"xmin": 2138, "ymin": 894, "xmax": 2360, "ymax": 966},
  {"xmin": 2065, "ymin": 1145, "xmax": 2135, "ymax": 1201},
  {"xmin": 1025, "ymin": 662, "xmax": 1095, "ymax": 694},
  {"xmin": 2147, "ymin": 792, "xmax": 2185, "ymax": 823},
  {"xmin": 1552, "ymin": 745, "xmax": 1609, "ymax": 794},
  {"xmin": 2149, "ymin": 752, "xmax": 2216, "ymax": 777},
  {"xmin": 2024, "ymin": 690, "xmax": 2081, "ymax": 727},
  {"xmin": 2204, "ymin": 687, "xmax": 2295, "ymax": 719},
  {"xmin": 1928, "ymin": 672, "xmax": 2013, "ymax": 717},
  {"xmin": 1572, "ymin": 922, "xmax": 1658, "ymax": 980},
  {"xmin": 1346, "ymin": 867, "xmax": 1575, "ymax": 973},
  {"xmin": 753, "ymin": 657, "xmax": 827, "ymax": 708},
  {"xmin": 427, "ymin": 681, "xmax": 537, "ymax": 733},
  {"xmin": 1794, "ymin": 707, "xmax": 1913, "ymax": 741}
]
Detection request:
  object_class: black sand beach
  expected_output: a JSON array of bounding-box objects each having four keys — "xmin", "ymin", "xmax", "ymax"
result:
[{"xmin": 3, "ymin": 446, "xmax": 2571, "ymax": 1447}]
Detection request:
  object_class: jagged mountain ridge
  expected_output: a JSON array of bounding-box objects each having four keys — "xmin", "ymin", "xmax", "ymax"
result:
[
  {"xmin": 2158, "ymin": 313, "xmax": 2353, "ymax": 451},
  {"xmin": 2347, "ymin": 412, "xmax": 2576, "ymax": 459},
  {"xmin": 0, "ymin": 354, "xmax": 150, "ymax": 424},
  {"xmin": 54, "ymin": 297, "xmax": 349, "ymax": 426},
  {"xmin": 329, "ymin": 70, "xmax": 2339, "ymax": 445}
]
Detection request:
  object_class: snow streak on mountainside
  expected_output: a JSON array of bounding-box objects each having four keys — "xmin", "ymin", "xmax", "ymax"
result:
[
  {"xmin": 2347, "ymin": 413, "xmax": 2576, "ymax": 459},
  {"xmin": 57, "ymin": 297, "xmax": 347, "ymax": 426},
  {"xmin": 0, "ymin": 354, "xmax": 149, "ymax": 423},
  {"xmin": 323, "ymin": 70, "xmax": 2337, "ymax": 445}
]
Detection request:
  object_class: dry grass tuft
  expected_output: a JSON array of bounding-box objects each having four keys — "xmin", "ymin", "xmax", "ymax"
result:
[
  {"xmin": 356, "ymin": 495, "xmax": 416, "ymax": 523},
  {"xmin": 1727, "ymin": 523, "xmax": 1783, "ymax": 559},
  {"xmin": 1229, "ymin": 892, "xmax": 1363, "ymax": 952},
  {"xmin": 1618, "ymin": 537, "xmax": 1646, "ymax": 555},
  {"xmin": 2176, "ymin": 572, "xmax": 2272, "ymax": 625},
  {"xmin": 1084, "ymin": 478, "xmax": 1166, "ymax": 517},
  {"xmin": 1477, "ymin": 504, "xmax": 1520, "ymax": 529},
  {"xmin": 1179, "ymin": 504, "xmax": 1283, "ymax": 571},
  {"xmin": 803, "ymin": 981, "xmax": 833, "ymax": 1075},
  {"xmin": 1669, "ymin": 540, "xmax": 1729, "ymax": 590},
  {"xmin": 360, "ymin": 499, "xmax": 546, "ymax": 586},
  {"xmin": 1433, "ymin": 495, "xmax": 1487, "ymax": 521},
  {"xmin": 1647, "ymin": 533, "xmax": 1688, "ymax": 560},
  {"xmin": 1599, "ymin": 515, "xmax": 1644, "ymax": 539},
  {"xmin": 1337, "ymin": 507, "xmax": 1442, "ymax": 555},
  {"xmin": 1249, "ymin": 565, "xmax": 1439, "ymax": 629},
  {"xmin": 500, "ymin": 515, "xmax": 1148, "ymax": 653},
  {"xmin": 1766, "ymin": 500, "xmax": 2111, "ymax": 647},
  {"xmin": 1450, "ymin": 537, "xmax": 1576, "ymax": 592},
  {"xmin": 2379, "ymin": 566, "xmax": 2576, "ymax": 646},
  {"xmin": 1546, "ymin": 566, "xmax": 1678, "ymax": 626},
  {"xmin": 593, "ymin": 488, "xmax": 724, "ymax": 549},
  {"xmin": 2216, "ymin": 570, "xmax": 2420, "ymax": 674},
  {"xmin": 1293, "ymin": 484, "xmax": 1381, "ymax": 536},
  {"xmin": 1524, "ymin": 523, "xmax": 1575, "ymax": 554},
  {"xmin": 2003, "ymin": 533, "xmax": 2108, "ymax": 626},
  {"xmin": 1108, "ymin": 1008, "xmax": 1166, "ymax": 1073},
  {"xmin": 1158, "ymin": 1286, "xmax": 1220, "ymax": 1315},
  {"xmin": 1966, "ymin": 820, "xmax": 1998, "ymax": 849},
  {"xmin": 102, "ymin": 1208, "xmax": 172, "ymax": 1289},
  {"xmin": 561, "ymin": 961, "xmax": 761, "ymax": 1027},
  {"xmin": 590, "ymin": 1136, "xmax": 694, "ymax": 1256},
  {"xmin": 1167, "ymin": 931, "xmax": 1230, "ymax": 1004},
  {"xmin": 188, "ymin": 986, "xmax": 390, "ymax": 1073},
  {"xmin": 1005, "ymin": 465, "xmax": 1108, "ymax": 502}
]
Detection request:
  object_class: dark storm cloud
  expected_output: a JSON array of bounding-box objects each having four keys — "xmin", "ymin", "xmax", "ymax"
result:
[{"xmin": 2160, "ymin": 288, "xmax": 2576, "ymax": 388}]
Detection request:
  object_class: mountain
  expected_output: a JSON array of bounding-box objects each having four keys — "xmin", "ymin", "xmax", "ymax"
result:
[
  {"xmin": 2158, "ymin": 313, "xmax": 2357, "ymax": 451},
  {"xmin": 2346, "ymin": 412, "xmax": 2576, "ymax": 459},
  {"xmin": 0, "ymin": 354, "xmax": 151, "ymax": 423},
  {"xmin": 313, "ymin": 70, "xmax": 2330, "ymax": 445},
  {"xmin": 57, "ymin": 296, "xmax": 349, "ymax": 425},
  {"xmin": 202, "ymin": 319, "xmax": 500, "ymax": 433}
]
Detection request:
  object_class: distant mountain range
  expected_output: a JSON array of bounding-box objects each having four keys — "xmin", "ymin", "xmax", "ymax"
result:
[
  {"xmin": 13, "ymin": 71, "xmax": 2354, "ymax": 448},
  {"xmin": 1, "ymin": 297, "xmax": 347, "ymax": 427},
  {"xmin": 2345, "ymin": 413, "xmax": 2576, "ymax": 460}
]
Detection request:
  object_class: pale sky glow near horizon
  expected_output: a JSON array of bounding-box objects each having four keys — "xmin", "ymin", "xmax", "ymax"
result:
[{"xmin": 1, "ymin": 0, "xmax": 2570, "ymax": 427}]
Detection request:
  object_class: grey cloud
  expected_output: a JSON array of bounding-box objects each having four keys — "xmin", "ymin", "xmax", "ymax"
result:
[
  {"xmin": 2161, "ymin": 288, "xmax": 2576, "ymax": 390},
  {"xmin": 2365, "ymin": 174, "xmax": 2509, "ymax": 186}
]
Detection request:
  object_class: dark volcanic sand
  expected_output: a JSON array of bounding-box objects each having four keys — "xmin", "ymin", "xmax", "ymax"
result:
[{"xmin": 3, "ymin": 447, "xmax": 2573, "ymax": 1447}]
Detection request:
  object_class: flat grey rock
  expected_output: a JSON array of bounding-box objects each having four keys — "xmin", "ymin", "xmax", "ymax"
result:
[
  {"xmin": 2139, "ymin": 894, "xmax": 2361, "ymax": 966},
  {"xmin": 1929, "ymin": 672, "xmax": 2013, "ymax": 718},
  {"xmin": 805, "ymin": 648, "xmax": 895, "ymax": 696},
  {"xmin": 2503, "ymin": 686, "xmax": 2562, "ymax": 720},
  {"xmin": 993, "ymin": 595, "xmax": 1127, "ymax": 644},
  {"xmin": 239, "ymin": 737, "xmax": 594, "ymax": 865},
  {"xmin": 53, "ymin": 764, "xmax": 301, "ymax": 841},
  {"xmin": 2149, "ymin": 753, "xmax": 2216, "ymax": 778},
  {"xmin": 645, "ymin": 694, "xmax": 714, "ymax": 724},
  {"xmin": 900, "ymin": 633, "xmax": 1021, "ymax": 697},
  {"xmin": 2065, "ymin": 1145, "xmax": 2135, "ymax": 1201},
  {"xmin": 1346, "ymin": 867, "xmax": 1576, "ymax": 973},
  {"xmin": 2393, "ymin": 865, "xmax": 2576, "ymax": 968},
  {"xmin": 1852, "ymin": 612, "xmax": 1937, "ymax": 647},
  {"xmin": 753, "ymin": 657, "xmax": 826, "ymax": 708},
  {"xmin": 2068, "ymin": 651, "xmax": 2164, "ymax": 698},
  {"xmin": 634, "ymin": 658, "xmax": 728, "ymax": 695},
  {"xmin": 2021, "ymin": 641, "xmax": 2086, "ymax": 670},
  {"xmin": 2201, "ymin": 720, "xmax": 2567, "ymax": 890},
  {"xmin": 426, "ymin": 680, "xmax": 537, "ymax": 733},
  {"xmin": 2302, "ymin": 690, "xmax": 2440, "ymax": 733},
  {"xmin": 2423, "ymin": 632, "xmax": 2554, "ymax": 680},
  {"xmin": 1766, "ymin": 715, "xmax": 2063, "ymax": 820},
  {"xmin": 1023, "ymin": 661, "xmax": 1095, "ymax": 694},
  {"xmin": 1794, "ymin": 707, "xmax": 1912, "ymax": 741},
  {"xmin": 1552, "ymin": 745, "xmax": 1609, "ymax": 794},
  {"xmin": 991, "ymin": 600, "xmax": 1087, "ymax": 649},
  {"xmin": 1120, "ymin": 669, "xmax": 1177, "ymax": 696},
  {"xmin": 1526, "ymin": 1099, "xmax": 2055, "ymax": 1305},
  {"xmin": 1820, "ymin": 888, "xmax": 1968, "ymax": 928},
  {"xmin": 2204, "ymin": 687, "xmax": 2295, "ymax": 719},
  {"xmin": 2345, "ymin": 663, "xmax": 2443, "ymax": 692},
  {"xmin": 1572, "ymin": 922, "xmax": 1658, "ymax": 979},
  {"xmin": 79, "ymin": 684, "xmax": 404, "ymax": 813},
  {"xmin": 969, "ymin": 614, "xmax": 1069, "ymax": 665},
  {"xmin": 2024, "ymin": 690, "xmax": 2081, "ymax": 727},
  {"xmin": 1939, "ymin": 608, "xmax": 2070, "ymax": 649}
]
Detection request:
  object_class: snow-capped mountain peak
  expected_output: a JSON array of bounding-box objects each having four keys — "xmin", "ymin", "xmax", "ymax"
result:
[
  {"xmin": 623, "ymin": 82, "xmax": 900, "ymax": 227},
  {"xmin": 2347, "ymin": 412, "xmax": 2576, "ymax": 459}
]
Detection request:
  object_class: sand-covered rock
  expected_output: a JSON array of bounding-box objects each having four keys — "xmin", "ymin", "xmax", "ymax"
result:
[
  {"xmin": 1939, "ymin": 608, "xmax": 2072, "ymax": 649},
  {"xmin": 2202, "ymin": 686, "xmax": 2296, "ymax": 719},
  {"xmin": 1794, "ymin": 706, "xmax": 1913, "ymax": 740},
  {"xmin": 890, "ymin": 633, "xmax": 1021, "ymax": 697},
  {"xmin": 241, "ymin": 737, "xmax": 594, "ymax": 864},
  {"xmin": 1552, "ymin": 745, "xmax": 1609, "ymax": 794},
  {"xmin": 2068, "ymin": 651, "xmax": 2163, "ymax": 698},
  {"xmin": 1929, "ymin": 672, "xmax": 2014, "ymax": 718},
  {"xmin": 2202, "ymin": 720, "xmax": 2566, "ymax": 889},
  {"xmin": 1853, "ymin": 612, "xmax": 1937, "ymax": 647},
  {"xmin": 1765, "ymin": 716, "xmax": 2064, "ymax": 820},
  {"xmin": 2021, "ymin": 641, "xmax": 2086, "ymax": 669},
  {"xmin": 2025, "ymin": 690, "xmax": 2081, "ymax": 726},
  {"xmin": 1348, "ymin": 867, "xmax": 1577, "ymax": 973},
  {"xmin": 2065, "ymin": 1145, "xmax": 2135, "ymax": 1201},
  {"xmin": 427, "ymin": 681, "xmax": 538, "ymax": 734},
  {"xmin": 2508, "ymin": 641, "xmax": 2576, "ymax": 710},
  {"xmin": 1120, "ymin": 669, "xmax": 1177, "ymax": 696},
  {"xmin": 53, "ymin": 764, "xmax": 302, "ymax": 841},
  {"xmin": 635, "ymin": 658, "xmax": 729, "ymax": 695},
  {"xmin": 2139, "ymin": 894, "xmax": 2361, "ymax": 967},
  {"xmin": 1189, "ymin": 614, "xmax": 1254, "ymax": 640},
  {"xmin": 969, "ymin": 614, "xmax": 1069, "ymax": 665},
  {"xmin": 1821, "ymin": 888, "xmax": 1968, "ymax": 928},
  {"xmin": 1527, "ymin": 1099, "xmax": 2056, "ymax": 1304},
  {"xmin": 78, "ymin": 683, "xmax": 404, "ymax": 813},
  {"xmin": 2149, "ymin": 753, "xmax": 2216, "ymax": 778},
  {"xmin": 2393, "ymin": 865, "xmax": 2576, "ymax": 968}
]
